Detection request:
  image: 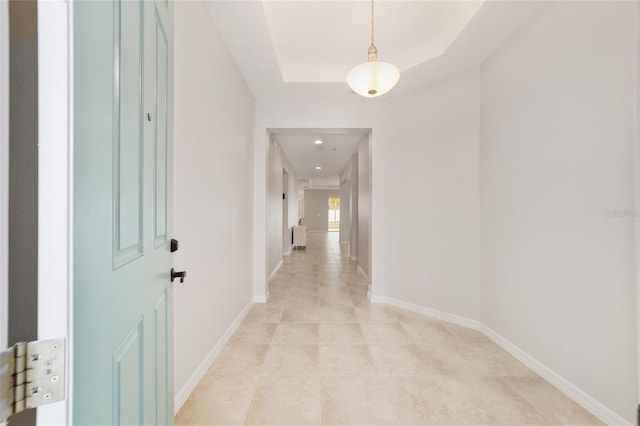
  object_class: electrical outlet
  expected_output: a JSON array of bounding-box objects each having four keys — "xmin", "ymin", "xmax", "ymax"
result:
[{"xmin": 421, "ymin": 273, "xmax": 428, "ymax": 285}]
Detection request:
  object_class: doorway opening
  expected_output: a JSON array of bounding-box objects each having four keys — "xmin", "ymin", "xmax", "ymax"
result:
[{"xmin": 328, "ymin": 197, "xmax": 340, "ymax": 232}]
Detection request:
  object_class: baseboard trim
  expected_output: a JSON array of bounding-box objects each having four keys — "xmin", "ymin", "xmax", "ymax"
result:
[
  {"xmin": 357, "ymin": 264, "xmax": 368, "ymax": 279},
  {"xmin": 381, "ymin": 297, "xmax": 481, "ymax": 330},
  {"xmin": 480, "ymin": 325, "xmax": 632, "ymax": 426},
  {"xmin": 377, "ymin": 296, "xmax": 630, "ymax": 425},
  {"xmin": 267, "ymin": 259, "xmax": 283, "ymax": 282},
  {"xmin": 254, "ymin": 293, "xmax": 268, "ymax": 303},
  {"xmin": 173, "ymin": 299, "xmax": 254, "ymax": 414},
  {"xmin": 367, "ymin": 291, "xmax": 385, "ymax": 303}
]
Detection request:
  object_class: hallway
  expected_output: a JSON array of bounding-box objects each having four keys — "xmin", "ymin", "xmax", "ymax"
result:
[{"xmin": 175, "ymin": 233, "xmax": 601, "ymax": 425}]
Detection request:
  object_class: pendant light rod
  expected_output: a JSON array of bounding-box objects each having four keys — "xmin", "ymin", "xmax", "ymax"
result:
[
  {"xmin": 368, "ymin": 0, "xmax": 377, "ymax": 62},
  {"xmin": 370, "ymin": 0, "xmax": 375, "ymax": 47}
]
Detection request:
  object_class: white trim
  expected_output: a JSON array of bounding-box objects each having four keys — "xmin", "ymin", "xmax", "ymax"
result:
[
  {"xmin": 268, "ymin": 259, "xmax": 283, "ymax": 282},
  {"xmin": 256, "ymin": 260, "xmax": 283, "ymax": 303},
  {"xmin": 369, "ymin": 128, "xmax": 385, "ymax": 308},
  {"xmin": 635, "ymin": 0, "xmax": 640, "ymax": 412},
  {"xmin": 254, "ymin": 295, "xmax": 268, "ymax": 303},
  {"xmin": 173, "ymin": 300, "xmax": 254, "ymax": 414},
  {"xmin": 37, "ymin": 1, "xmax": 72, "ymax": 424},
  {"xmin": 357, "ymin": 264, "xmax": 368, "ymax": 280},
  {"xmin": 367, "ymin": 292, "xmax": 385, "ymax": 304},
  {"xmin": 0, "ymin": 0, "xmax": 9, "ymax": 359},
  {"xmin": 377, "ymin": 296, "xmax": 629, "ymax": 425},
  {"xmin": 380, "ymin": 297, "xmax": 481, "ymax": 330},
  {"xmin": 481, "ymin": 325, "xmax": 632, "ymax": 426},
  {"xmin": 283, "ymin": 246, "xmax": 292, "ymax": 256},
  {"xmin": 253, "ymin": 127, "xmax": 268, "ymax": 318}
]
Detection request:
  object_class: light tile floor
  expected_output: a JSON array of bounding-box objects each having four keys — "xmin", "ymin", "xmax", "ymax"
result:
[{"xmin": 175, "ymin": 232, "xmax": 602, "ymax": 426}]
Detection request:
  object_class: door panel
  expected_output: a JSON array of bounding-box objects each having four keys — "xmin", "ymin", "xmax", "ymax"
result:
[
  {"xmin": 114, "ymin": 0, "xmax": 144, "ymax": 267},
  {"xmin": 154, "ymin": 10, "xmax": 168, "ymax": 248},
  {"xmin": 73, "ymin": 1, "xmax": 173, "ymax": 424},
  {"xmin": 113, "ymin": 320, "xmax": 144, "ymax": 426},
  {"xmin": 154, "ymin": 291, "xmax": 169, "ymax": 425}
]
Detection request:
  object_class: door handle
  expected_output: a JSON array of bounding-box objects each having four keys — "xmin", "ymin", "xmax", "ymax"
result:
[{"xmin": 170, "ymin": 268, "xmax": 186, "ymax": 283}]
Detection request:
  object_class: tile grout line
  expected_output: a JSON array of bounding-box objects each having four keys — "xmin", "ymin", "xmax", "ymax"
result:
[{"xmin": 240, "ymin": 311, "xmax": 279, "ymax": 426}]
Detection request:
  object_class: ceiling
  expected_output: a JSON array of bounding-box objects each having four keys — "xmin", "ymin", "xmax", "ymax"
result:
[
  {"xmin": 272, "ymin": 129, "xmax": 368, "ymax": 187},
  {"xmin": 206, "ymin": 1, "xmax": 546, "ymax": 183},
  {"xmin": 261, "ymin": 1, "xmax": 482, "ymax": 82},
  {"xmin": 206, "ymin": 1, "xmax": 545, "ymax": 100}
]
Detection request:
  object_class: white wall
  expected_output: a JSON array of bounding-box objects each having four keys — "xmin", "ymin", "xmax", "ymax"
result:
[
  {"xmin": 282, "ymin": 169, "xmax": 290, "ymax": 254},
  {"xmin": 379, "ymin": 3, "xmax": 637, "ymax": 421},
  {"xmin": 288, "ymin": 177, "xmax": 299, "ymax": 238},
  {"xmin": 267, "ymin": 140, "xmax": 282, "ymax": 274},
  {"xmin": 349, "ymin": 154, "xmax": 358, "ymax": 260},
  {"xmin": 339, "ymin": 164, "xmax": 351, "ymax": 244},
  {"xmin": 248, "ymin": 3, "xmax": 637, "ymax": 421},
  {"xmin": 480, "ymin": 2, "xmax": 637, "ymax": 422},
  {"xmin": 357, "ymin": 137, "xmax": 371, "ymax": 278},
  {"xmin": 267, "ymin": 139, "xmax": 299, "ymax": 276},
  {"xmin": 173, "ymin": 0, "xmax": 255, "ymax": 408},
  {"xmin": 303, "ymin": 189, "xmax": 339, "ymax": 232},
  {"xmin": 298, "ymin": 188, "xmax": 304, "ymax": 221},
  {"xmin": 383, "ymin": 69, "xmax": 481, "ymax": 320}
]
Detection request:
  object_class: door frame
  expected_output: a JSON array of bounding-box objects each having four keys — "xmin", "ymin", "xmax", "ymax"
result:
[
  {"xmin": 0, "ymin": 2, "xmax": 71, "ymax": 424},
  {"xmin": 636, "ymin": 0, "xmax": 640, "ymax": 414},
  {"xmin": 36, "ymin": 1, "xmax": 72, "ymax": 424},
  {"xmin": 282, "ymin": 168, "xmax": 289, "ymax": 255}
]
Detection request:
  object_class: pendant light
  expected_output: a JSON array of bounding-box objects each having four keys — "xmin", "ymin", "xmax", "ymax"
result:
[{"xmin": 347, "ymin": 0, "xmax": 400, "ymax": 98}]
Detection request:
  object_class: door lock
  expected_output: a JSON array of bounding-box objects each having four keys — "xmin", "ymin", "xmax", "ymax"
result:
[{"xmin": 170, "ymin": 268, "xmax": 186, "ymax": 283}]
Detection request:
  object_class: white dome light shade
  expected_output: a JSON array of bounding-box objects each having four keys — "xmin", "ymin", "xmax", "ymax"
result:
[{"xmin": 347, "ymin": 61, "xmax": 400, "ymax": 97}]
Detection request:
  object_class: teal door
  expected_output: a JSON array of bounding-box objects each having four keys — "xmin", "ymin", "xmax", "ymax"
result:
[{"xmin": 73, "ymin": 0, "xmax": 173, "ymax": 424}]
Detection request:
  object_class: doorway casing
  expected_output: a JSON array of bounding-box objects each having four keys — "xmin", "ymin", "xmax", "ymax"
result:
[{"xmin": 253, "ymin": 102, "xmax": 385, "ymax": 302}]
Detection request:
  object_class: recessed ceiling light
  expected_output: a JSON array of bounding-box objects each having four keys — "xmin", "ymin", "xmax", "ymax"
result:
[
  {"xmin": 314, "ymin": 140, "xmax": 323, "ymax": 145},
  {"xmin": 315, "ymin": 166, "xmax": 322, "ymax": 170}
]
